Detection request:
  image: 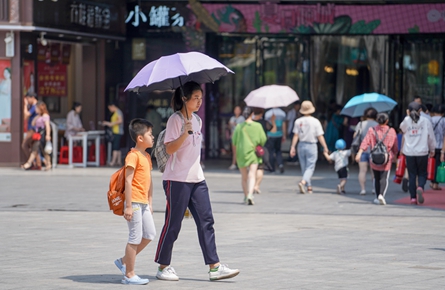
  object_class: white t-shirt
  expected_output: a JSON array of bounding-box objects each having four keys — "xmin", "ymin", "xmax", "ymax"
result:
[
  {"xmin": 162, "ymin": 113, "xmax": 204, "ymax": 183},
  {"xmin": 293, "ymin": 116, "xmax": 324, "ymax": 143},
  {"xmin": 329, "ymin": 150, "xmax": 351, "ymax": 172},
  {"xmin": 400, "ymin": 115, "xmax": 436, "ymax": 156}
]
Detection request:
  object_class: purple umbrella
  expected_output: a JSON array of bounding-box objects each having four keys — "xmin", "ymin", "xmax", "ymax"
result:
[{"xmin": 124, "ymin": 51, "xmax": 234, "ymax": 92}]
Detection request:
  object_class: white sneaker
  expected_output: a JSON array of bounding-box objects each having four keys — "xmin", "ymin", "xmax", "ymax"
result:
[
  {"xmin": 378, "ymin": 194, "xmax": 386, "ymax": 205},
  {"xmin": 209, "ymin": 264, "xmax": 240, "ymax": 281},
  {"xmin": 228, "ymin": 164, "xmax": 237, "ymax": 170},
  {"xmin": 121, "ymin": 275, "xmax": 149, "ymax": 285},
  {"xmin": 373, "ymin": 198, "xmax": 380, "ymax": 205},
  {"xmin": 156, "ymin": 266, "xmax": 179, "ymax": 281},
  {"xmin": 247, "ymin": 194, "xmax": 254, "ymax": 205},
  {"xmin": 359, "ymin": 190, "xmax": 366, "ymax": 195},
  {"xmin": 336, "ymin": 184, "xmax": 342, "ymax": 195}
]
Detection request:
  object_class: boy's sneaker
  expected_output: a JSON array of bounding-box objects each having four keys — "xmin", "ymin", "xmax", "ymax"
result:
[
  {"xmin": 378, "ymin": 194, "xmax": 386, "ymax": 205},
  {"xmin": 341, "ymin": 190, "xmax": 346, "ymax": 195},
  {"xmin": 114, "ymin": 258, "xmax": 126, "ymax": 275},
  {"xmin": 402, "ymin": 178, "xmax": 409, "ymax": 192},
  {"xmin": 209, "ymin": 264, "xmax": 240, "ymax": 281},
  {"xmin": 359, "ymin": 190, "xmax": 366, "ymax": 195},
  {"xmin": 121, "ymin": 275, "xmax": 149, "ymax": 285},
  {"xmin": 416, "ymin": 187, "xmax": 424, "ymax": 204},
  {"xmin": 156, "ymin": 266, "xmax": 179, "ymax": 281},
  {"xmin": 410, "ymin": 198, "xmax": 417, "ymax": 205}
]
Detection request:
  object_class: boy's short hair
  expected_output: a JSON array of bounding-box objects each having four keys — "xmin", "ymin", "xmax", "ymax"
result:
[{"xmin": 129, "ymin": 118, "xmax": 153, "ymax": 142}]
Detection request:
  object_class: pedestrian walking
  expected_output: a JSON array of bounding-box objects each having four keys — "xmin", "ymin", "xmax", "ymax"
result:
[
  {"xmin": 355, "ymin": 113, "xmax": 398, "ymax": 205},
  {"xmin": 430, "ymin": 104, "xmax": 445, "ymax": 190},
  {"xmin": 286, "ymin": 101, "xmax": 301, "ymax": 164},
  {"xmin": 232, "ymin": 107, "xmax": 267, "ymax": 205},
  {"xmin": 399, "ymin": 102, "xmax": 436, "ymax": 205},
  {"xmin": 252, "ymin": 107, "xmax": 276, "ymax": 194},
  {"xmin": 228, "ymin": 105, "xmax": 245, "ymax": 170},
  {"xmin": 354, "ymin": 108, "xmax": 378, "ymax": 195},
  {"xmin": 114, "ymin": 118, "xmax": 156, "ymax": 285},
  {"xmin": 265, "ymin": 108, "xmax": 287, "ymax": 173},
  {"xmin": 290, "ymin": 100, "xmax": 329, "ymax": 194},
  {"xmin": 155, "ymin": 81, "xmax": 240, "ymax": 281},
  {"xmin": 22, "ymin": 92, "xmax": 38, "ymax": 161},
  {"xmin": 323, "ymin": 139, "xmax": 351, "ymax": 195}
]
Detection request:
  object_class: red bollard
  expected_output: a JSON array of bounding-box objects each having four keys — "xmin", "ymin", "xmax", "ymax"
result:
[
  {"xmin": 427, "ymin": 157, "xmax": 436, "ymax": 181},
  {"xmin": 394, "ymin": 154, "xmax": 406, "ymax": 184}
]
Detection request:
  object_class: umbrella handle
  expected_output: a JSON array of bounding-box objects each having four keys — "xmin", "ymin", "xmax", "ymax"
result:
[{"xmin": 179, "ymin": 77, "xmax": 193, "ymax": 135}]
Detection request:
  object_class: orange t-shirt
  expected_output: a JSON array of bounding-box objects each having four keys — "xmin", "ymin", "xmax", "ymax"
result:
[{"xmin": 125, "ymin": 148, "xmax": 153, "ymax": 204}]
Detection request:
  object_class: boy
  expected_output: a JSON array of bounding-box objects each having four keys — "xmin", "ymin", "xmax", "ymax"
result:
[
  {"xmin": 323, "ymin": 139, "xmax": 351, "ymax": 194},
  {"xmin": 114, "ymin": 118, "xmax": 156, "ymax": 285}
]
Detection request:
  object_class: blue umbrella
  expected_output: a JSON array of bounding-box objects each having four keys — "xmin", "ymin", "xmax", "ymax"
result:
[{"xmin": 340, "ymin": 93, "xmax": 397, "ymax": 117}]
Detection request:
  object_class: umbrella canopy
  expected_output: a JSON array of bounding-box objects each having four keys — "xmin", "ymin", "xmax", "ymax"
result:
[
  {"xmin": 340, "ymin": 93, "xmax": 397, "ymax": 117},
  {"xmin": 244, "ymin": 85, "xmax": 299, "ymax": 109},
  {"xmin": 124, "ymin": 51, "xmax": 234, "ymax": 92}
]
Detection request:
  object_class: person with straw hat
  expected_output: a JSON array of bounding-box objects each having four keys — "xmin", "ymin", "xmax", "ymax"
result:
[{"xmin": 290, "ymin": 100, "xmax": 329, "ymax": 194}]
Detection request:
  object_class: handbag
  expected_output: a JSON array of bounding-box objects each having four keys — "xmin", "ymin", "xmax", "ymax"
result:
[
  {"xmin": 242, "ymin": 125, "xmax": 264, "ymax": 157},
  {"xmin": 351, "ymin": 122, "xmax": 362, "ymax": 153},
  {"xmin": 32, "ymin": 132, "xmax": 41, "ymax": 141},
  {"xmin": 44, "ymin": 141, "xmax": 53, "ymax": 154},
  {"xmin": 436, "ymin": 162, "xmax": 445, "ymax": 183}
]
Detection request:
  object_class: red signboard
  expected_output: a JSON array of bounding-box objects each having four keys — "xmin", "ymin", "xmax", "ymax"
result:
[{"xmin": 37, "ymin": 62, "xmax": 67, "ymax": 96}]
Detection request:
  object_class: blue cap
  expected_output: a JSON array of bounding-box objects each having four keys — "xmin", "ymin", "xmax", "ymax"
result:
[{"xmin": 335, "ymin": 139, "xmax": 346, "ymax": 150}]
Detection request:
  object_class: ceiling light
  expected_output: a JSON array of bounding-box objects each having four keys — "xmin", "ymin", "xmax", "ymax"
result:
[{"xmin": 39, "ymin": 32, "xmax": 48, "ymax": 46}]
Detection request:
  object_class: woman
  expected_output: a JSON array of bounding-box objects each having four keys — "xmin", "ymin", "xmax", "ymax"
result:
[
  {"xmin": 290, "ymin": 101, "xmax": 329, "ymax": 194},
  {"xmin": 21, "ymin": 101, "xmax": 51, "ymax": 171},
  {"xmin": 228, "ymin": 105, "xmax": 245, "ymax": 170},
  {"xmin": 232, "ymin": 107, "xmax": 267, "ymax": 205},
  {"xmin": 431, "ymin": 104, "xmax": 445, "ymax": 190},
  {"xmin": 252, "ymin": 107, "xmax": 276, "ymax": 194},
  {"xmin": 326, "ymin": 104, "xmax": 348, "ymax": 152},
  {"xmin": 102, "ymin": 102, "xmax": 124, "ymax": 166},
  {"xmin": 355, "ymin": 113, "xmax": 398, "ymax": 205},
  {"xmin": 354, "ymin": 108, "xmax": 378, "ymax": 195},
  {"xmin": 65, "ymin": 102, "xmax": 84, "ymax": 139},
  {"xmin": 399, "ymin": 102, "xmax": 436, "ymax": 205},
  {"xmin": 155, "ymin": 81, "xmax": 239, "ymax": 281}
]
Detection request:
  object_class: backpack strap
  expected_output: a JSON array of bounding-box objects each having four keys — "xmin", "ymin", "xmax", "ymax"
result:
[
  {"xmin": 433, "ymin": 116, "xmax": 443, "ymax": 131},
  {"xmin": 372, "ymin": 126, "xmax": 390, "ymax": 144}
]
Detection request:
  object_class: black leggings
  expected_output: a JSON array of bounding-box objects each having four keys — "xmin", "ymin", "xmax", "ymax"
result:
[
  {"xmin": 405, "ymin": 155, "xmax": 428, "ymax": 199},
  {"xmin": 372, "ymin": 169, "xmax": 390, "ymax": 198}
]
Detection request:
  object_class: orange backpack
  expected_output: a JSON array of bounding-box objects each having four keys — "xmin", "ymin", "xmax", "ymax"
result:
[{"xmin": 107, "ymin": 165, "xmax": 126, "ymax": 216}]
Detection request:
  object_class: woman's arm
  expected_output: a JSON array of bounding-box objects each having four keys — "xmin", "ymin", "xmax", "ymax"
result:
[
  {"xmin": 165, "ymin": 119, "xmax": 193, "ymax": 155},
  {"xmin": 317, "ymin": 135, "xmax": 329, "ymax": 153},
  {"xmin": 44, "ymin": 115, "xmax": 51, "ymax": 141}
]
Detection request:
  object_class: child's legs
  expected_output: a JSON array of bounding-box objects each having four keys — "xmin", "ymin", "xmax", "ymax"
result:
[
  {"xmin": 339, "ymin": 179, "xmax": 347, "ymax": 188},
  {"xmin": 188, "ymin": 181, "xmax": 220, "ymax": 265},
  {"xmin": 239, "ymin": 167, "xmax": 248, "ymax": 197},
  {"xmin": 247, "ymin": 163, "xmax": 258, "ymax": 197},
  {"xmin": 123, "ymin": 203, "xmax": 145, "ymax": 277},
  {"xmin": 155, "ymin": 181, "xmax": 192, "ymax": 266}
]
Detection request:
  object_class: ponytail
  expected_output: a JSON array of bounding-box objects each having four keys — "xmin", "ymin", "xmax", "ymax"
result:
[{"xmin": 409, "ymin": 110, "xmax": 420, "ymax": 123}]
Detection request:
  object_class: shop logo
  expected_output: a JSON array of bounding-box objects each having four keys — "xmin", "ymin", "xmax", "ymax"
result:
[
  {"xmin": 126, "ymin": 5, "xmax": 184, "ymax": 28},
  {"xmin": 427, "ymin": 9, "xmax": 445, "ymax": 22},
  {"xmin": 125, "ymin": 5, "xmax": 147, "ymax": 27},
  {"xmin": 70, "ymin": 2, "xmax": 111, "ymax": 29}
]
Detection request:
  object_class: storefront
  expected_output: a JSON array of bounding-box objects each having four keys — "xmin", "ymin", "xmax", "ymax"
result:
[
  {"xmin": 0, "ymin": 0, "xmax": 126, "ymax": 166},
  {"xmin": 122, "ymin": 1, "xmax": 445, "ymax": 159}
]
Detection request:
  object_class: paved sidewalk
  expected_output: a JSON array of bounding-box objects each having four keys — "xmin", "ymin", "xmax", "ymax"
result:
[{"xmin": 1, "ymin": 162, "xmax": 445, "ymax": 289}]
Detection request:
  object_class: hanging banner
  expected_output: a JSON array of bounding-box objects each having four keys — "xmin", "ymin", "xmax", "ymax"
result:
[
  {"xmin": 37, "ymin": 62, "xmax": 67, "ymax": 97},
  {"xmin": 0, "ymin": 59, "xmax": 11, "ymax": 142},
  {"xmin": 181, "ymin": 3, "xmax": 445, "ymax": 34}
]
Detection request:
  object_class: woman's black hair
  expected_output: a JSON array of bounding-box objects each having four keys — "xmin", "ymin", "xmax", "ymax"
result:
[
  {"xmin": 364, "ymin": 107, "xmax": 378, "ymax": 119},
  {"xmin": 171, "ymin": 81, "xmax": 202, "ymax": 111},
  {"xmin": 437, "ymin": 104, "xmax": 445, "ymax": 115},
  {"xmin": 72, "ymin": 102, "xmax": 81, "ymax": 111},
  {"xmin": 408, "ymin": 101, "xmax": 421, "ymax": 123},
  {"xmin": 376, "ymin": 112, "xmax": 389, "ymax": 125}
]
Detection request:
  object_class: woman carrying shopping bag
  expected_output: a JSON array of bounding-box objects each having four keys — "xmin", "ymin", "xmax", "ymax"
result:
[{"xmin": 399, "ymin": 102, "xmax": 436, "ymax": 205}]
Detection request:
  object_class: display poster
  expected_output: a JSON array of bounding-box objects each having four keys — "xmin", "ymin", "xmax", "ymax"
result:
[
  {"xmin": 0, "ymin": 59, "xmax": 11, "ymax": 142},
  {"xmin": 37, "ymin": 62, "xmax": 67, "ymax": 97},
  {"xmin": 23, "ymin": 60, "xmax": 35, "ymax": 96}
]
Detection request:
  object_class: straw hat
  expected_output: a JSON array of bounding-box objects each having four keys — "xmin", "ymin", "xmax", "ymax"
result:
[{"xmin": 299, "ymin": 100, "xmax": 315, "ymax": 115}]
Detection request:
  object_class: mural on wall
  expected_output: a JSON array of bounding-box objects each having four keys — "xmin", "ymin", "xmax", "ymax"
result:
[
  {"xmin": 0, "ymin": 59, "xmax": 11, "ymax": 142},
  {"xmin": 186, "ymin": 3, "xmax": 445, "ymax": 35}
]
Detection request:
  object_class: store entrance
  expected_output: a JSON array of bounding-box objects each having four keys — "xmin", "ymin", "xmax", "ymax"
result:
[{"xmin": 208, "ymin": 35, "xmax": 309, "ymax": 159}]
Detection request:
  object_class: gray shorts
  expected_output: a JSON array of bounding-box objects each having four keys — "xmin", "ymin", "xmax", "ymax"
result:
[{"xmin": 127, "ymin": 203, "xmax": 156, "ymax": 244}]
